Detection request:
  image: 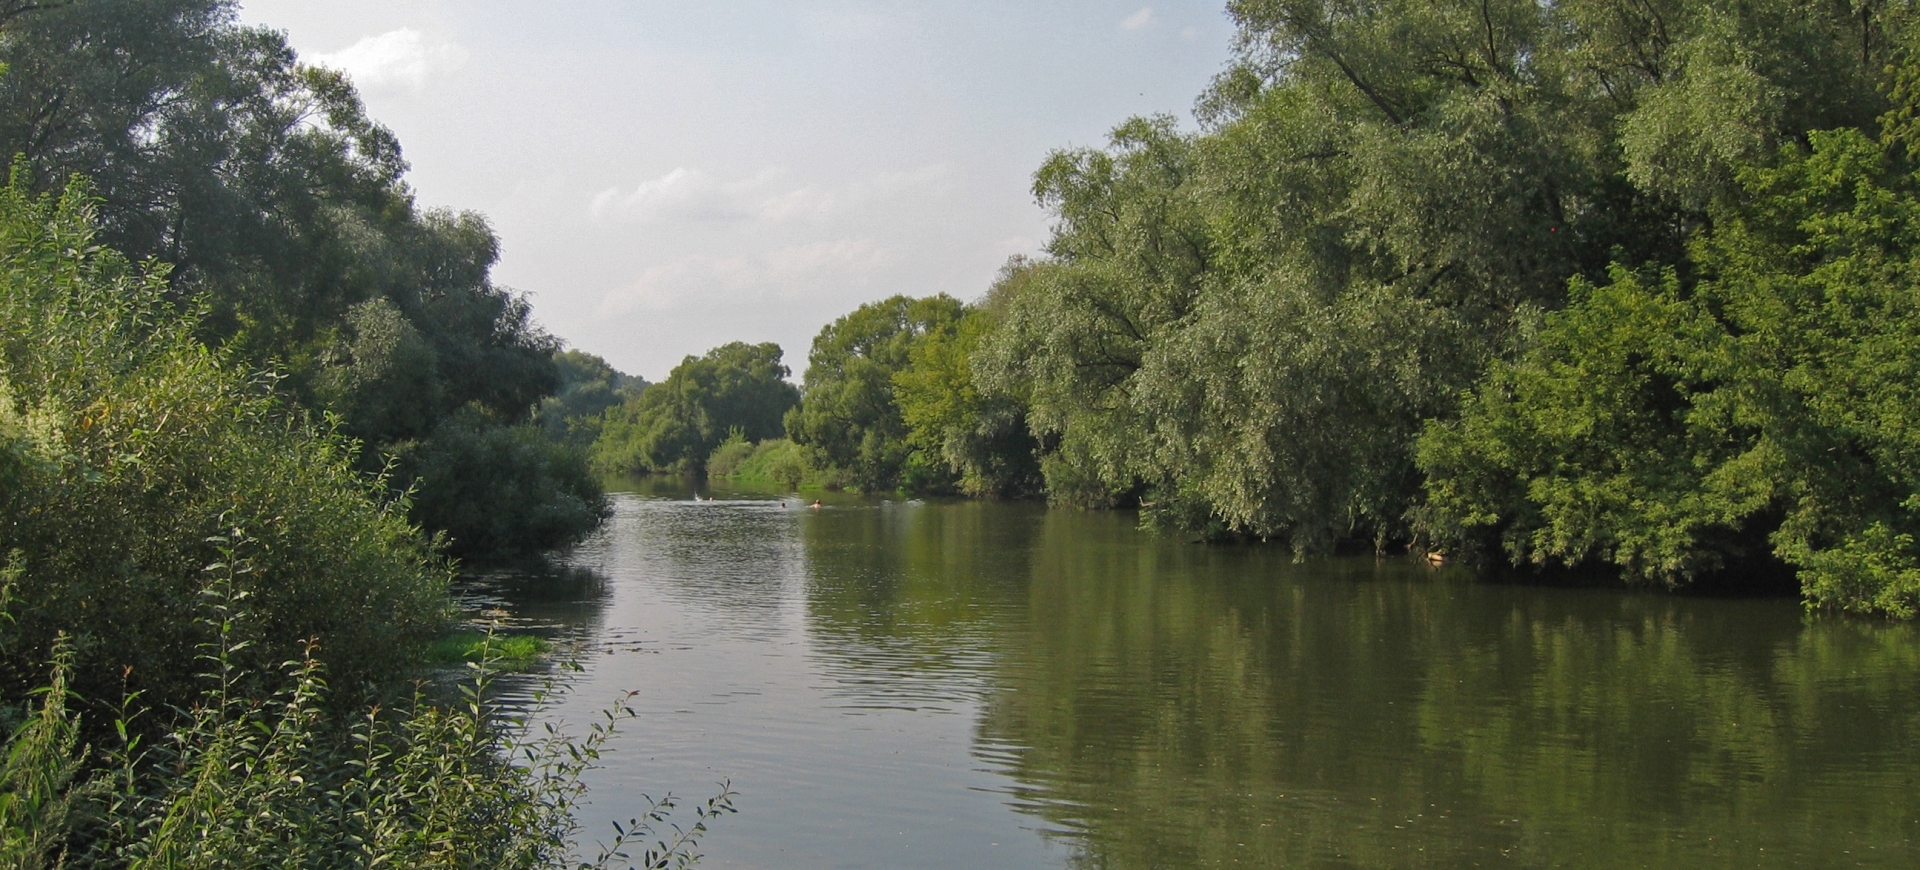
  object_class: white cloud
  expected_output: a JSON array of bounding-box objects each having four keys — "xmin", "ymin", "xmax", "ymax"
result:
[
  {"xmin": 590, "ymin": 168, "xmax": 763, "ymax": 223},
  {"xmin": 311, "ymin": 28, "xmax": 469, "ymax": 92},
  {"xmin": 589, "ymin": 165, "xmax": 952, "ymax": 225},
  {"xmin": 595, "ymin": 239, "xmax": 891, "ymax": 316},
  {"xmin": 1121, "ymin": 7, "xmax": 1154, "ymax": 30},
  {"xmin": 765, "ymin": 238, "xmax": 886, "ymax": 277}
]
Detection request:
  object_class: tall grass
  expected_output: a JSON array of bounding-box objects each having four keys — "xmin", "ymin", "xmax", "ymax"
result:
[{"xmin": 0, "ymin": 615, "xmax": 732, "ymax": 868}]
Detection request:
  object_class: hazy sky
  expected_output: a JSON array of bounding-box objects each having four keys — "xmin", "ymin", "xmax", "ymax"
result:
[{"xmin": 236, "ymin": 1, "xmax": 1236, "ymax": 381}]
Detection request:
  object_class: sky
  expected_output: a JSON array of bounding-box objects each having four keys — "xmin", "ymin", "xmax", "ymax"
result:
[{"xmin": 236, "ymin": 1, "xmax": 1238, "ymax": 381}]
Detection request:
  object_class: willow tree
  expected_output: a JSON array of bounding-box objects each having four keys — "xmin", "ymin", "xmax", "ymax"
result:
[{"xmin": 982, "ymin": 0, "xmax": 1898, "ymax": 551}]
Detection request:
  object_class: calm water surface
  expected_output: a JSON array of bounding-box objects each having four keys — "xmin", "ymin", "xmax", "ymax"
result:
[{"xmin": 489, "ymin": 480, "xmax": 1920, "ymax": 868}]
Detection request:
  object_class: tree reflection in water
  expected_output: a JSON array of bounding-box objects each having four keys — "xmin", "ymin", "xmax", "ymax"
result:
[{"xmin": 799, "ymin": 502, "xmax": 1920, "ymax": 868}]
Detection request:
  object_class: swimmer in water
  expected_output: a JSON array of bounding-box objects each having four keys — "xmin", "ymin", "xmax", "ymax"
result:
[{"xmin": 810, "ymin": 500, "xmax": 823, "ymax": 508}]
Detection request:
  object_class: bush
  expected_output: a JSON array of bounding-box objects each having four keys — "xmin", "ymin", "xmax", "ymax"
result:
[
  {"xmin": 713, "ymin": 439, "xmax": 835, "ymax": 491},
  {"xmin": 0, "ymin": 633, "xmax": 732, "ymax": 869},
  {"xmin": 0, "ymin": 177, "xmax": 447, "ymax": 711},
  {"xmin": 397, "ymin": 408, "xmax": 611, "ymax": 564},
  {"xmin": 703, "ymin": 431, "xmax": 757, "ymax": 479}
]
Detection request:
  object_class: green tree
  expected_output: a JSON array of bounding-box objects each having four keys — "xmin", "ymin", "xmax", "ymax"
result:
[
  {"xmin": 787, "ymin": 294, "xmax": 965, "ymax": 492},
  {"xmin": 1421, "ymin": 115, "xmax": 1920, "ymax": 616},
  {"xmin": 538, "ymin": 349, "xmax": 647, "ymax": 449},
  {"xmin": 0, "ymin": 1, "xmax": 605, "ymax": 561},
  {"xmin": 0, "ymin": 177, "xmax": 446, "ymax": 711},
  {"xmin": 593, "ymin": 341, "xmax": 798, "ymax": 475},
  {"xmin": 981, "ymin": 0, "xmax": 1900, "ymax": 550},
  {"xmin": 398, "ymin": 408, "xmax": 610, "ymax": 563},
  {"xmin": 894, "ymin": 265, "xmax": 1042, "ymax": 498}
]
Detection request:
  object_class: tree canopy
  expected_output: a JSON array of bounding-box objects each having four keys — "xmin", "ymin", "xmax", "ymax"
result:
[
  {"xmin": 592, "ymin": 341, "xmax": 798, "ymax": 475},
  {"xmin": 1421, "ymin": 119, "xmax": 1920, "ymax": 616},
  {"xmin": 968, "ymin": 0, "xmax": 1900, "ymax": 553},
  {"xmin": 786, "ymin": 294, "xmax": 967, "ymax": 492},
  {"xmin": 755, "ymin": 0, "xmax": 1920, "ymax": 616},
  {"xmin": 0, "ymin": 0, "xmax": 603, "ymax": 560}
]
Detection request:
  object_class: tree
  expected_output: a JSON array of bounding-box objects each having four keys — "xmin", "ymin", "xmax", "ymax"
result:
[
  {"xmin": 0, "ymin": 176, "xmax": 445, "ymax": 710},
  {"xmin": 980, "ymin": 0, "xmax": 1900, "ymax": 550},
  {"xmin": 538, "ymin": 349, "xmax": 647, "ymax": 449},
  {"xmin": 787, "ymin": 295, "xmax": 965, "ymax": 492},
  {"xmin": 1420, "ymin": 112, "xmax": 1920, "ymax": 615},
  {"xmin": 894, "ymin": 263, "xmax": 1043, "ymax": 498},
  {"xmin": 592, "ymin": 342, "xmax": 798, "ymax": 475},
  {"xmin": 0, "ymin": 0, "xmax": 602, "ymax": 561}
]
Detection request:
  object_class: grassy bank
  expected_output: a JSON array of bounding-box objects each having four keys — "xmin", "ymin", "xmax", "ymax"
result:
[
  {"xmin": 705, "ymin": 435, "xmax": 844, "ymax": 490},
  {"xmin": 427, "ymin": 630, "xmax": 552, "ymax": 669}
]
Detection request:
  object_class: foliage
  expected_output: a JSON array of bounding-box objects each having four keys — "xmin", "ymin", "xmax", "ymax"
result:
[
  {"xmin": 706, "ymin": 438, "xmax": 836, "ymax": 491},
  {"xmin": 893, "ymin": 263, "xmax": 1043, "ymax": 498},
  {"xmin": 0, "ymin": 177, "xmax": 446, "ymax": 710},
  {"xmin": 1417, "ymin": 268, "xmax": 1754, "ymax": 579},
  {"xmin": 787, "ymin": 295, "xmax": 965, "ymax": 493},
  {"xmin": 975, "ymin": 0, "xmax": 1902, "ymax": 552},
  {"xmin": 425, "ymin": 631, "xmax": 549, "ymax": 667},
  {"xmin": 539, "ymin": 350, "xmax": 647, "ymax": 450},
  {"xmin": 592, "ymin": 343, "xmax": 797, "ymax": 476},
  {"xmin": 0, "ymin": 641, "xmax": 91, "ymax": 870},
  {"xmin": 396, "ymin": 408, "xmax": 610, "ymax": 564},
  {"xmin": 702, "ymin": 431, "xmax": 758, "ymax": 480},
  {"xmin": 0, "ymin": 149, "xmax": 723, "ymax": 869},
  {"xmin": 316, "ymin": 298, "xmax": 444, "ymax": 444},
  {"xmin": 0, "ymin": 624, "xmax": 732, "ymax": 869},
  {"xmin": 1420, "ymin": 117, "xmax": 1920, "ymax": 616},
  {"xmin": 0, "ymin": 0, "xmax": 605, "ymax": 561}
]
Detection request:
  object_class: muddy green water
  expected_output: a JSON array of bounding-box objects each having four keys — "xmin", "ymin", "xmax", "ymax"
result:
[{"xmin": 493, "ymin": 481, "xmax": 1920, "ymax": 868}]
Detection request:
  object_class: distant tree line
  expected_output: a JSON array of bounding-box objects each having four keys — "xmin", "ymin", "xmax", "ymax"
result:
[{"xmin": 605, "ymin": 0, "xmax": 1920, "ymax": 616}]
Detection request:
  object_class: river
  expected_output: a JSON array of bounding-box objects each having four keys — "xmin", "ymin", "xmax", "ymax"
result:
[{"xmin": 481, "ymin": 480, "xmax": 1920, "ymax": 868}]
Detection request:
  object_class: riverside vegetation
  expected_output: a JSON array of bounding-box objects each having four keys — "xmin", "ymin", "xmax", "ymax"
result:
[
  {"xmin": 0, "ymin": 1, "xmax": 724, "ymax": 864},
  {"xmin": 2, "ymin": 0, "xmax": 1918, "ymax": 858},
  {"xmin": 597, "ymin": 0, "xmax": 1920, "ymax": 618},
  {"xmin": 0, "ymin": 179, "xmax": 729, "ymax": 866},
  {"xmin": 0, "ymin": 0, "xmax": 619, "ymax": 566}
]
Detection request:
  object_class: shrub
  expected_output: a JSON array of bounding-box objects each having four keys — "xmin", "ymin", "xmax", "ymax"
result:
[
  {"xmin": 715, "ymin": 439, "xmax": 835, "ymax": 491},
  {"xmin": 0, "ymin": 177, "xmax": 449, "ymax": 712},
  {"xmin": 396, "ymin": 408, "xmax": 611, "ymax": 564},
  {"xmin": 0, "ymin": 631, "xmax": 732, "ymax": 869},
  {"xmin": 703, "ymin": 431, "xmax": 756, "ymax": 479}
]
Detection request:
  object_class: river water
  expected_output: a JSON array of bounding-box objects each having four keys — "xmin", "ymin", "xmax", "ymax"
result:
[{"xmin": 488, "ymin": 480, "xmax": 1920, "ymax": 868}]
